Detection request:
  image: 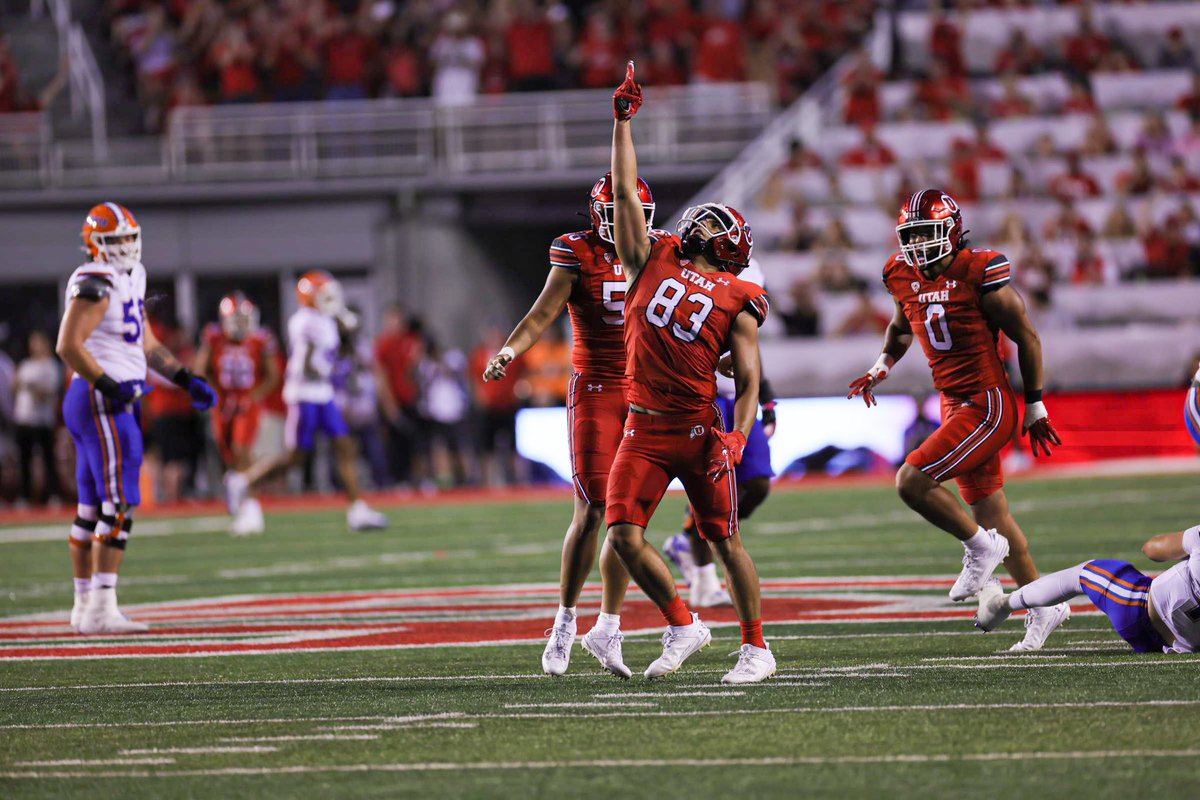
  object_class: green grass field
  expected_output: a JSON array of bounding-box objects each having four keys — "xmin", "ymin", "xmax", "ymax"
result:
[{"xmin": 1, "ymin": 471, "xmax": 1198, "ymax": 799}]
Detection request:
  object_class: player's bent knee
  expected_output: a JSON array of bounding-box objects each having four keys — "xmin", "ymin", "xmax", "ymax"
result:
[{"xmin": 895, "ymin": 464, "xmax": 932, "ymax": 504}]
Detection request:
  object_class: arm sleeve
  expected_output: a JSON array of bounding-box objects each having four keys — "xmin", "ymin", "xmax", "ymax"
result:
[
  {"xmin": 980, "ymin": 252, "xmax": 1012, "ymax": 293},
  {"xmin": 548, "ymin": 237, "xmax": 582, "ymax": 271}
]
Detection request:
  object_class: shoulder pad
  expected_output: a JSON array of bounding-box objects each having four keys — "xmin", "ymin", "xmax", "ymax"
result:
[
  {"xmin": 69, "ymin": 274, "xmax": 113, "ymax": 302},
  {"xmin": 979, "ymin": 250, "xmax": 1011, "ymax": 292},
  {"xmin": 742, "ymin": 290, "xmax": 770, "ymax": 327},
  {"xmin": 549, "ymin": 235, "xmax": 584, "ymax": 270}
]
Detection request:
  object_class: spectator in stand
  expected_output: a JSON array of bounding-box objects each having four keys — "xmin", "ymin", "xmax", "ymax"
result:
[
  {"xmin": 322, "ymin": 11, "xmax": 378, "ymax": 101},
  {"xmin": 842, "ymin": 49, "xmax": 882, "ymax": 127},
  {"xmin": 839, "ymin": 125, "xmax": 896, "ymax": 168},
  {"xmin": 833, "ymin": 280, "xmax": 890, "ymax": 337},
  {"xmin": 506, "ymin": 0, "xmax": 558, "ymax": 92},
  {"xmin": 1102, "ymin": 192, "xmax": 1138, "ymax": 239},
  {"xmin": 1062, "ymin": 79, "xmax": 1097, "ymax": 115},
  {"xmin": 994, "ymin": 28, "xmax": 1043, "ymax": 76},
  {"xmin": 780, "ymin": 278, "xmax": 821, "ymax": 338},
  {"xmin": 1158, "ymin": 27, "xmax": 1195, "ymax": 70},
  {"xmin": 1142, "ymin": 211, "xmax": 1197, "ymax": 279},
  {"xmin": 179, "ymin": 0, "xmax": 224, "ymax": 64},
  {"xmin": 1080, "ymin": 111, "xmax": 1119, "ymax": 156},
  {"xmin": 749, "ymin": 174, "xmax": 796, "ymax": 251},
  {"xmin": 1177, "ymin": 73, "xmax": 1200, "ymax": 118},
  {"xmin": 772, "ymin": 14, "xmax": 820, "ymax": 104},
  {"xmin": 781, "ymin": 137, "xmax": 824, "ymax": 173},
  {"xmin": 1176, "ymin": 110, "xmax": 1200, "ymax": 160},
  {"xmin": 1095, "ymin": 46, "xmax": 1140, "ymax": 74},
  {"xmin": 1070, "ymin": 230, "xmax": 1115, "ymax": 285},
  {"xmin": 816, "ymin": 216, "xmax": 855, "ymax": 252},
  {"xmin": 642, "ymin": 40, "xmax": 687, "ymax": 87},
  {"xmin": 382, "ymin": 27, "xmax": 423, "ymax": 98},
  {"xmin": 1137, "ymin": 110, "xmax": 1175, "ymax": 159},
  {"xmin": 12, "ymin": 331, "xmax": 62, "ymax": 505},
  {"xmin": 415, "ymin": 338, "xmax": 472, "ymax": 488},
  {"xmin": 1162, "ymin": 155, "xmax": 1200, "ymax": 193},
  {"xmin": 914, "ymin": 60, "xmax": 971, "ymax": 121},
  {"xmin": 927, "ymin": 2, "xmax": 964, "ymax": 77},
  {"xmin": 0, "ymin": 35, "xmax": 68, "ymax": 115},
  {"xmin": 1028, "ymin": 131, "xmax": 1059, "ymax": 161},
  {"xmin": 470, "ymin": 325, "xmax": 524, "ymax": 487},
  {"xmin": 574, "ymin": 8, "xmax": 620, "ymax": 89},
  {"xmin": 990, "ymin": 71, "xmax": 1035, "ymax": 118},
  {"xmin": 1062, "ymin": 4, "xmax": 1111, "ymax": 78},
  {"xmin": 125, "ymin": 4, "xmax": 178, "ymax": 130},
  {"xmin": 375, "ymin": 305, "xmax": 422, "ymax": 487},
  {"xmin": 693, "ymin": 0, "xmax": 747, "ymax": 82},
  {"xmin": 946, "ymin": 138, "xmax": 979, "ymax": 202},
  {"xmin": 953, "ymin": 119, "xmax": 1007, "ymax": 162},
  {"xmin": 1117, "ymin": 146, "xmax": 1157, "ymax": 196},
  {"xmin": 1019, "ymin": 245, "xmax": 1069, "ymax": 332},
  {"xmin": 780, "ymin": 197, "xmax": 820, "ymax": 252},
  {"xmin": 1049, "ymin": 150, "xmax": 1102, "ymax": 201},
  {"xmin": 1004, "ymin": 166, "xmax": 1031, "ymax": 200},
  {"xmin": 1043, "ymin": 196, "xmax": 1094, "ymax": 241},
  {"xmin": 816, "ymin": 255, "xmax": 857, "ymax": 293},
  {"xmin": 260, "ymin": 7, "xmax": 321, "ymax": 102},
  {"xmin": 429, "ymin": 11, "xmax": 485, "ymax": 107},
  {"xmin": 211, "ymin": 20, "xmax": 260, "ymax": 103}
]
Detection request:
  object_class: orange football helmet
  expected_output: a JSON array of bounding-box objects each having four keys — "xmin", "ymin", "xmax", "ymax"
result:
[
  {"xmin": 296, "ymin": 270, "xmax": 344, "ymax": 316},
  {"xmin": 219, "ymin": 291, "xmax": 260, "ymax": 341},
  {"xmin": 82, "ymin": 202, "xmax": 141, "ymax": 271}
]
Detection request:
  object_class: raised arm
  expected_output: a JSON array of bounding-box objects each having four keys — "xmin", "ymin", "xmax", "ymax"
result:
[
  {"xmin": 848, "ymin": 297, "xmax": 912, "ymax": 406},
  {"xmin": 611, "ymin": 61, "xmax": 650, "ymax": 283},
  {"xmin": 981, "ymin": 284, "xmax": 1062, "ymax": 456},
  {"xmin": 482, "ymin": 267, "xmax": 576, "ymax": 382}
]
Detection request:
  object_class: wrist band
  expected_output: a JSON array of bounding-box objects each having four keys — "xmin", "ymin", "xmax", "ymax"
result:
[
  {"xmin": 873, "ymin": 353, "xmax": 895, "ymax": 372},
  {"xmin": 498, "ymin": 346, "xmax": 515, "ymax": 361},
  {"xmin": 171, "ymin": 367, "xmax": 194, "ymax": 390},
  {"xmin": 1024, "ymin": 389, "xmax": 1043, "ymax": 404}
]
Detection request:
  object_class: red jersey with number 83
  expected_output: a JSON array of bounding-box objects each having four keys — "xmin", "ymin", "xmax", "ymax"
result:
[
  {"xmin": 549, "ymin": 229, "xmax": 631, "ymax": 381},
  {"xmin": 882, "ymin": 247, "xmax": 1012, "ymax": 396},
  {"xmin": 623, "ymin": 233, "xmax": 769, "ymax": 412}
]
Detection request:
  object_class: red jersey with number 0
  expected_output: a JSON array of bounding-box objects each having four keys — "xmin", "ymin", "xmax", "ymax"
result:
[
  {"xmin": 202, "ymin": 324, "xmax": 278, "ymax": 402},
  {"xmin": 548, "ymin": 230, "xmax": 630, "ymax": 381},
  {"xmin": 623, "ymin": 233, "xmax": 769, "ymax": 412},
  {"xmin": 882, "ymin": 247, "xmax": 1012, "ymax": 396}
]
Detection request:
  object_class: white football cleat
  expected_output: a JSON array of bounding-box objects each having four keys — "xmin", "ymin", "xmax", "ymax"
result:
[
  {"xmin": 973, "ymin": 579, "xmax": 1011, "ymax": 632},
  {"xmin": 223, "ymin": 471, "xmax": 249, "ymax": 516},
  {"xmin": 949, "ymin": 529, "xmax": 1010, "ymax": 601},
  {"xmin": 690, "ymin": 567, "xmax": 733, "ymax": 608},
  {"xmin": 1009, "ymin": 602, "xmax": 1070, "ymax": 652},
  {"xmin": 722, "ymin": 643, "xmax": 777, "ymax": 685},
  {"xmin": 541, "ymin": 621, "xmax": 576, "ymax": 676},
  {"xmin": 663, "ymin": 533, "xmax": 697, "ymax": 586},
  {"xmin": 77, "ymin": 587, "xmax": 148, "ymax": 635},
  {"xmin": 347, "ymin": 500, "xmax": 388, "ymax": 531},
  {"xmin": 70, "ymin": 591, "xmax": 89, "ymax": 632},
  {"xmin": 580, "ymin": 627, "xmax": 632, "ymax": 679},
  {"xmin": 644, "ymin": 614, "xmax": 711, "ymax": 678},
  {"xmin": 230, "ymin": 498, "xmax": 265, "ymax": 536}
]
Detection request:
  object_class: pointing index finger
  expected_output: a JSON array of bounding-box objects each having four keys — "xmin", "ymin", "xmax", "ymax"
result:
[{"xmin": 626, "ymin": 61, "xmax": 635, "ymax": 81}]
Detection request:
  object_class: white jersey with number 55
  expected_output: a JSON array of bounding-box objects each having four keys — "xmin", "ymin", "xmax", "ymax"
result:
[{"xmin": 64, "ymin": 261, "xmax": 148, "ymax": 382}]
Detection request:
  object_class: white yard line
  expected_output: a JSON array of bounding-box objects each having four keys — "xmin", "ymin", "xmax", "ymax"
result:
[
  {"xmin": 319, "ymin": 723, "xmax": 480, "ymax": 730},
  {"xmin": 502, "ymin": 702, "xmax": 658, "ymax": 709},
  {"xmin": 218, "ymin": 735, "xmax": 379, "ymax": 742},
  {"xmin": 592, "ymin": 691, "xmax": 747, "ymax": 699},
  {"xmin": 119, "ymin": 747, "xmax": 278, "ymax": 755},
  {"xmin": 4, "ymin": 749, "xmax": 1200, "ymax": 779},
  {"xmin": 13, "ymin": 758, "xmax": 176, "ymax": 766}
]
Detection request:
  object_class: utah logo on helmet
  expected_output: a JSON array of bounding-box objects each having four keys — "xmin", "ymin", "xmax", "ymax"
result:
[
  {"xmin": 296, "ymin": 270, "xmax": 345, "ymax": 317},
  {"xmin": 896, "ymin": 189, "xmax": 966, "ymax": 271},
  {"xmin": 590, "ymin": 172, "xmax": 655, "ymax": 244},
  {"xmin": 82, "ymin": 202, "xmax": 142, "ymax": 272}
]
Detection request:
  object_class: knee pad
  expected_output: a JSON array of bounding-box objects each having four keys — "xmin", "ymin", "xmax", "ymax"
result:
[
  {"xmin": 70, "ymin": 506, "xmax": 98, "ymax": 548},
  {"xmin": 94, "ymin": 505, "xmax": 135, "ymax": 549}
]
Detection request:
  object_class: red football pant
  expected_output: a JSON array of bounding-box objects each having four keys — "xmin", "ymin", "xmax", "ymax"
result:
[
  {"xmin": 905, "ymin": 385, "xmax": 1017, "ymax": 505},
  {"xmin": 568, "ymin": 374, "xmax": 628, "ymax": 504},
  {"xmin": 212, "ymin": 398, "xmax": 262, "ymax": 467},
  {"xmin": 605, "ymin": 406, "xmax": 737, "ymax": 541}
]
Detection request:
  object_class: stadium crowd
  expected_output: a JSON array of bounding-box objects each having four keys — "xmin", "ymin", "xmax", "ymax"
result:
[{"xmin": 0, "ymin": 303, "xmax": 571, "ymax": 508}]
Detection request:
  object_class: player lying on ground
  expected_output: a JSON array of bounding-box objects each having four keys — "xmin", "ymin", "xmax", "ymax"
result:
[
  {"xmin": 976, "ymin": 526, "xmax": 1200, "ymax": 653},
  {"xmin": 604, "ymin": 62, "xmax": 775, "ymax": 684},
  {"xmin": 848, "ymin": 189, "xmax": 1068, "ymax": 651},
  {"xmin": 224, "ymin": 271, "xmax": 387, "ymax": 533},
  {"xmin": 194, "ymin": 292, "xmax": 280, "ymax": 535},
  {"xmin": 58, "ymin": 203, "xmax": 217, "ymax": 634},
  {"xmin": 481, "ymin": 172, "xmax": 655, "ymax": 678}
]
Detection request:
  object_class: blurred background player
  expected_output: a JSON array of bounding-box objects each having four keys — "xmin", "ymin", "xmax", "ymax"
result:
[
  {"xmin": 482, "ymin": 171, "xmax": 655, "ymax": 678},
  {"xmin": 1186, "ymin": 358, "xmax": 1200, "ymax": 447},
  {"xmin": 848, "ymin": 190, "xmax": 1067, "ymax": 652},
  {"xmin": 224, "ymin": 271, "xmax": 387, "ymax": 533},
  {"xmin": 57, "ymin": 203, "xmax": 217, "ymax": 634},
  {"xmin": 664, "ymin": 256, "xmax": 778, "ymax": 608},
  {"xmin": 976, "ymin": 524, "xmax": 1200, "ymax": 654},
  {"xmin": 605, "ymin": 62, "xmax": 775, "ymax": 684},
  {"xmin": 194, "ymin": 291, "xmax": 281, "ymax": 535}
]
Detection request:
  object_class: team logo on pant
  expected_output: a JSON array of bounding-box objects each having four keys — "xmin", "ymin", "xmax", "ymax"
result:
[{"xmin": 689, "ymin": 425, "xmax": 706, "ymax": 439}]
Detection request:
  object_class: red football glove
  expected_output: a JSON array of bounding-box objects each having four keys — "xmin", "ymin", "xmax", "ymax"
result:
[
  {"xmin": 707, "ymin": 429, "xmax": 746, "ymax": 483},
  {"xmin": 1023, "ymin": 401, "xmax": 1063, "ymax": 458},
  {"xmin": 613, "ymin": 61, "xmax": 643, "ymax": 121},
  {"xmin": 847, "ymin": 358, "xmax": 891, "ymax": 408}
]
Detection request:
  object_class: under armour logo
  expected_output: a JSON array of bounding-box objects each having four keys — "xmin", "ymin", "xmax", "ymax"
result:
[
  {"xmin": 945, "ymin": 280, "xmax": 957, "ymax": 289},
  {"xmin": 587, "ymin": 383, "xmax": 603, "ymax": 392},
  {"xmin": 911, "ymin": 281, "xmax": 921, "ymax": 292},
  {"xmin": 689, "ymin": 425, "xmax": 706, "ymax": 439},
  {"xmin": 715, "ymin": 277, "xmax": 730, "ymax": 285},
  {"xmin": 624, "ymin": 429, "xmax": 635, "ymax": 438}
]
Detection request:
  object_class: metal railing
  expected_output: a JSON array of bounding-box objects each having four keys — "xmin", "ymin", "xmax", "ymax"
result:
[{"xmin": 0, "ymin": 83, "xmax": 773, "ymax": 190}]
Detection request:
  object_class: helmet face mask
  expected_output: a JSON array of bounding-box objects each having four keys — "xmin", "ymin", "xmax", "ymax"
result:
[
  {"xmin": 590, "ymin": 172, "xmax": 655, "ymax": 245},
  {"xmin": 219, "ymin": 292, "xmax": 260, "ymax": 341},
  {"xmin": 676, "ymin": 203, "xmax": 753, "ymax": 275},
  {"xmin": 896, "ymin": 190, "xmax": 965, "ymax": 274}
]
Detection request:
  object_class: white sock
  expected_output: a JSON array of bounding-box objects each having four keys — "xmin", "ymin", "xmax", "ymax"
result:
[
  {"xmin": 555, "ymin": 605, "xmax": 577, "ymax": 627},
  {"xmin": 593, "ymin": 612, "xmax": 620, "ymax": 635},
  {"xmin": 73, "ymin": 578, "xmax": 91, "ymax": 594},
  {"xmin": 963, "ymin": 527, "xmax": 990, "ymax": 553},
  {"xmin": 696, "ymin": 563, "xmax": 718, "ymax": 580},
  {"xmin": 1010, "ymin": 564, "xmax": 1084, "ymax": 610},
  {"xmin": 92, "ymin": 572, "xmax": 118, "ymax": 590}
]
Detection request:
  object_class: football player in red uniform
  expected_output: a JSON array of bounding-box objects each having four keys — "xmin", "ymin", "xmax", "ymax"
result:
[
  {"xmin": 482, "ymin": 172, "xmax": 656, "ymax": 678},
  {"xmin": 603, "ymin": 62, "xmax": 775, "ymax": 684},
  {"xmin": 195, "ymin": 292, "xmax": 280, "ymax": 534},
  {"xmin": 848, "ymin": 189, "xmax": 1068, "ymax": 651}
]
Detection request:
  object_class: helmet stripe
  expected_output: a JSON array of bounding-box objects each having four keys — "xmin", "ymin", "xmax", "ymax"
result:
[{"xmin": 104, "ymin": 202, "xmax": 126, "ymax": 228}]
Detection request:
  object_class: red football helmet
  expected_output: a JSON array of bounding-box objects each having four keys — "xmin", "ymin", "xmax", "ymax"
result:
[
  {"xmin": 677, "ymin": 203, "xmax": 754, "ymax": 275},
  {"xmin": 896, "ymin": 189, "xmax": 966, "ymax": 270},
  {"xmin": 219, "ymin": 291, "xmax": 260, "ymax": 341},
  {"xmin": 590, "ymin": 172, "xmax": 655, "ymax": 244},
  {"xmin": 81, "ymin": 202, "xmax": 141, "ymax": 271}
]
